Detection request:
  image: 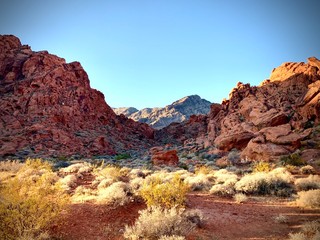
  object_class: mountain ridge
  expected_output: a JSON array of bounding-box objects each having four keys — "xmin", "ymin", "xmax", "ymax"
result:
[{"xmin": 113, "ymin": 95, "xmax": 211, "ymax": 129}]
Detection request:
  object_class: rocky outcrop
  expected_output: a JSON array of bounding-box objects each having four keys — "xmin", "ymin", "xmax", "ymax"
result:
[
  {"xmin": 0, "ymin": 35, "xmax": 154, "ymax": 159},
  {"xmin": 115, "ymin": 95, "xmax": 211, "ymax": 129},
  {"xmin": 207, "ymin": 57, "xmax": 320, "ymax": 161},
  {"xmin": 150, "ymin": 147, "xmax": 179, "ymax": 166}
]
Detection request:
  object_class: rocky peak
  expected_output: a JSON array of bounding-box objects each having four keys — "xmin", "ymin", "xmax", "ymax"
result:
[
  {"xmin": 114, "ymin": 95, "xmax": 211, "ymax": 129},
  {"xmin": 113, "ymin": 107, "xmax": 138, "ymax": 117},
  {"xmin": 0, "ymin": 35, "xmax": 154, "ymax": 159}
]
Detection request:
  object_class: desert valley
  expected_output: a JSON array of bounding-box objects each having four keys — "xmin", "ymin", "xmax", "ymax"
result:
[{"xmin": 0, "ymin": 35, "xmax": 320, "ymax": 240}]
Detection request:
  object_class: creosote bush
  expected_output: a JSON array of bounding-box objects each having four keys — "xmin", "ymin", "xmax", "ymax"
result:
[
  {"xmin": 139, "ymin": 175, "xmax": 189, "ymax": 209},
  {"xmin": 124, "ymin": 206, "xmax": 198, "ymax": 240},
  {"xmin": 0, "ymin": 159, "xmax": 69, "ymax": 240}
]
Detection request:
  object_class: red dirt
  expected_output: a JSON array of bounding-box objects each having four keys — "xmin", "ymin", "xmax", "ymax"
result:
[
  {"xmin": 187, "ymin": 193, "xmax": 320, "ymax": 240},
  {"xmin": 50, "ymin": 192, "xmax": 320, "ymax": 240}
]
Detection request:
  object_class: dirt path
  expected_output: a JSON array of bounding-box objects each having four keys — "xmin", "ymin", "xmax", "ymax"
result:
[
  {"xmin": 50, "ymin": 192, "xmax": 320, "ymax": 240},
  {"xmin": 187, "ymin": 193, "xmax": 320, "ymax": 240},
  {"xmin": 51, "ymin": 200, "xmax": 146, "ymax": 240}
]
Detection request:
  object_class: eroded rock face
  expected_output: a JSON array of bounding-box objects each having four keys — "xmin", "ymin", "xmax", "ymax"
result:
[
  {"xmin": 207, "ymin": 57, "xmax": 320, "ymax": 161},
  {"xmin": 0, "ymin": 35, "xmax": 154, "ymax": 158}
]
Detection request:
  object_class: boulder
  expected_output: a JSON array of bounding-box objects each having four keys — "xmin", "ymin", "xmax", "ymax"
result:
[
  {"xmin": 151, "ymin": 149, "xmax": 179, "ymax": 166},
  {"xmin": 241, "ymin": 141, "xmax": 290, "ymax": 162}
]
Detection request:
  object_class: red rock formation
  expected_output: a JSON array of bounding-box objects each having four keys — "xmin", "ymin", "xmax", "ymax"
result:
[
  {"xmin": 0, "ymin": 35, "xmax": 154, "ymax": 159},
  {"xmin": 150, "ymin": 147, "xmax": 179, "ymax": 166},
  {"xmin": 207, "ymin": 57, "xmax": 320, "ymax": 161}
]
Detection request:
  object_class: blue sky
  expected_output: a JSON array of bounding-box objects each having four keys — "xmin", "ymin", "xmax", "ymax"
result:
[{"xmin": 1, "ymin": 0, "xmax": 320, "ymax": 109}]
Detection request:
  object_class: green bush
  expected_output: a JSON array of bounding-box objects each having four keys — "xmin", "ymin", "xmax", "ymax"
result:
[
  {"xmin": 115, "ymin": 153, "xmax": 131, "ymax": 160},
  {"xmin": 0, "ymin": 159, "xmax": 69, "ymax": 240},
  {"xmin": 281, "ymin": 153, "xmax": 305, "ymax": 166},
  {"xmin": 139, "ymin": 175, "xmax": 189, "ymax": 209}
]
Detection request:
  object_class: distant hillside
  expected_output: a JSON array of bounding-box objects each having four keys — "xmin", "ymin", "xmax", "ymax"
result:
[
  {"xmin": 114, "ymin": 95, "xmax": 211, "ymax": 129},
  {"xmin": 113, "ymin": 107, "xmax": 138, "ymax": 117}
]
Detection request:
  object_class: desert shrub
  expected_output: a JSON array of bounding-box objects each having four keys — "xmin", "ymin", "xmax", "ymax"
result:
[
  {"xmin": 129, "ymin": 168, "xmax": 146, "ymax": 179},
  {"xmin": 71, "ymin": 186, "xmax": 96, "ymax": 203},
  {"xmin": 213, "ymin": 169, "xmax": 239, "ymax": 184},
  {"xmin": 139, "ymin": 175, "xmax": 189, "ymax": 208},
  {"xmin": 288, "ymin": 220, "xmax": 320, "ymax": 240},
  {"xmin": 94, "ymin": 165, "xmax": 128, "ymax": 182},
  {"xmin": 59, "ymin": 174, "xmax": 78, "ymax": 191},
  {"xmin": 0, "ymin": 160, "xmax": 24, "ymax": 182},
  {"xmin": 115, "ymin": 153, "xmax": 131, "ymax": 160},
  {"xmin": 195, "ymin": 165, "xmax": 213, "ymax": 175},
  {"xmin": 210, "ymin": 183, "xmax": 235, "ymax": 197},
  {"xmin": 97, "ymin": 181, "xmax": 131, "ymax": 206},
  {"xmin": 0, "ymin": 159, "xmax": 69, "ymax": 240},
  {"xmin": 281, "ymin": 153, "xmax": 305, "ymax": 166},
  {"xmin": 274, "ymin": 214, "xmax": 288, "ymax": 223},
  {"xmin": 296, "ymin": 189, "xmax": 320, "ymax": 208},
  {"xmin": 252, "ymin": 161, "xmax": 273, "ymax": 173},
  {"xmin": 301, "ymin": 220, "xmax": 320, "ymax": 234},
  {"xmin": 0, "ymin": 160, "xmax": 23, "ymax": 172},
  {"xmin": 299, "ymin": 165, "xmax": 315, "ymax": 174},
  {"xmin": 233, "ymin": 193, "xmax": 248, "ymax": 203},
  {"xmin": 123, "ymin": 206, "xmax": 196, "ymax": 240},
  {"xmin": 235, "ymin": 168, "xmax": 293, "ymax": 196},
  {"xmin": 60, "ymin": 162, "xmax": 91, "ymax": 173},
  {"xmin": 130, "ymin": 177, "xmax": 144, "ymax": 189},
  {"xmin": 184, "ymin": 174, "xmax": 213, "ymax": 191},
  {"xmin": 295, "ymin": 175, "xmax": 320, "ymax": 191},
  {"xmin": 288, "ymin": 232, "xmax": 309, "ymax": 240},
  {"xmin": 227, "ymin": 149, "xmax": 241, "ymax": 164},
  {"xmin": 210, "ymin": 170, "xmax": 238, "ymax": 197}
]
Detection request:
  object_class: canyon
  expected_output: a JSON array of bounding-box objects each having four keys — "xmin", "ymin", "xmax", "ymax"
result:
[{"xmin": 1, "ymin": 34, "xmax": 320, "ymax": 165}]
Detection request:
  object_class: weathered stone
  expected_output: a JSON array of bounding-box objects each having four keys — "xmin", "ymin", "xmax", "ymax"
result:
[
  {"xmin": 241, "ymin": 141, "xmax": 290, "ymax": 162},
  {"xmin": 151, "ymin": 149, "xmax": 179, "ymax": 166}
]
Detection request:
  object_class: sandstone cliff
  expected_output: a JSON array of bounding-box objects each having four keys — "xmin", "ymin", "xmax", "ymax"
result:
[
  {"xmin": 114, "ymin": 95, "xmax": 211, "ymax": 129},
  {"xmin": 0, "ymin": 35, "xmax": 154, "ymax": 159}
]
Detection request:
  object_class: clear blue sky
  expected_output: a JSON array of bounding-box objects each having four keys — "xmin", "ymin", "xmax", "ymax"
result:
[{"xmin": 1, "ymin": 0, "xmax": 319, "ymax": 109}]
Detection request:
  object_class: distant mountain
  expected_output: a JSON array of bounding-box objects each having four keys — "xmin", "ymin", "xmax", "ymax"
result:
[
  {"xmin": 113, "ymin": 107, "xmax": 138, "ymax": 117},
  {"xmin": 114, "ymin": 95, "xmax": 211, "ymax": 129}
]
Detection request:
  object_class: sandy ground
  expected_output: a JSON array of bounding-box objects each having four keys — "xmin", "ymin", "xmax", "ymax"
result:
[{"xmin": 50, "ymin": 191, "xmax": 320, "ymax": 240}]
